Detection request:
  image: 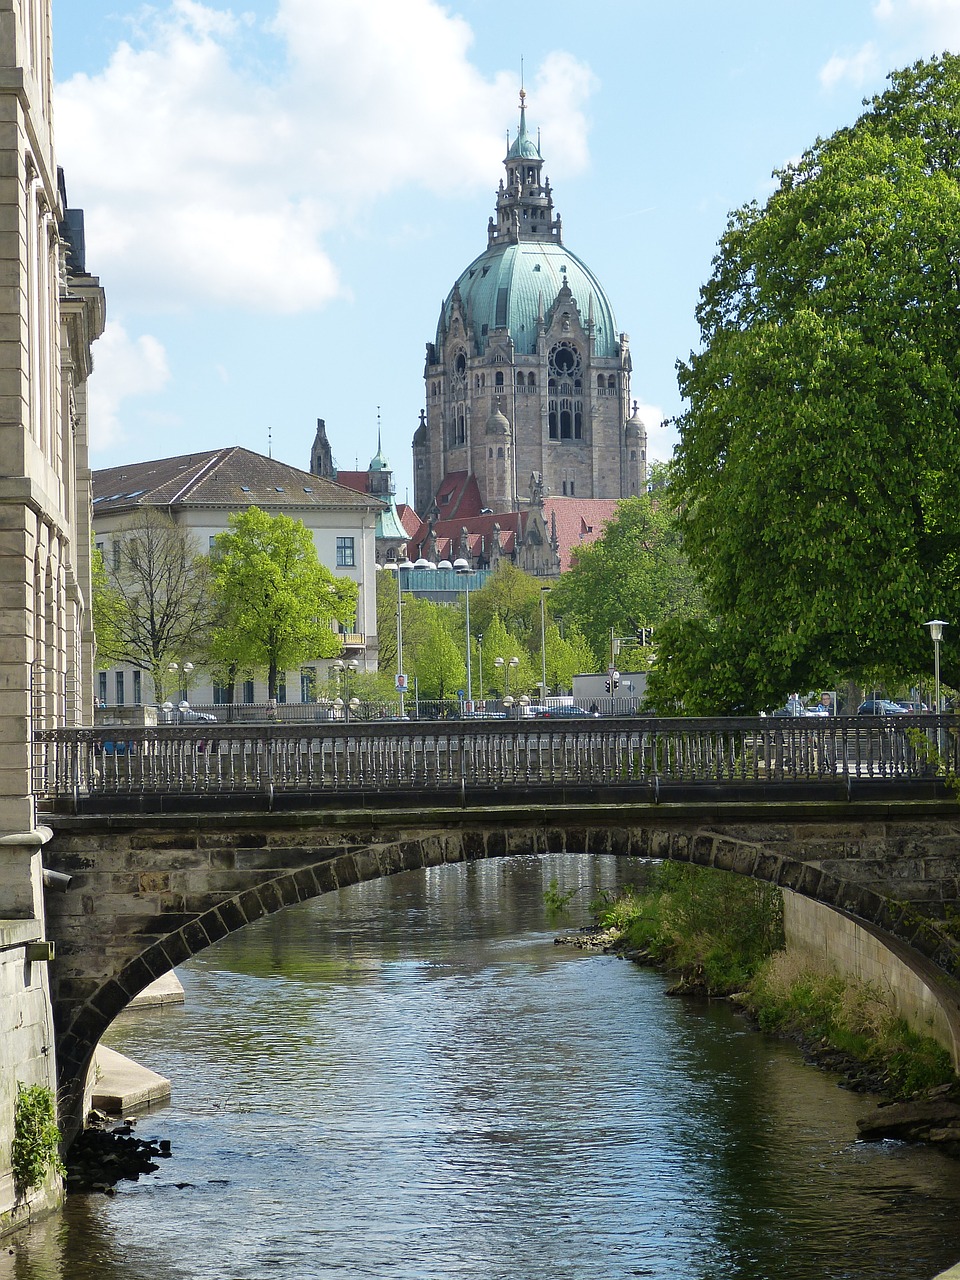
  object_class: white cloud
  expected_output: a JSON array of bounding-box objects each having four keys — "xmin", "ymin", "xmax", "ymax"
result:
[
  {"xmin": 56, "ymin": 1, "xmax": 596, "ymax": 315},
  {"xmin": 823, "ymin": 0, "xmax": 960, "ymax": 89},
  {"xmin": 88, "ymin": 322, "xmax": 171, "ymax": 451},
  {"xmin": 630, "ymin": 402, "xmax": 677, "ymax": 465},
  {"xmin": 819, "ymin": 42, "xmax": 882, "ymax": 89},
  {"xmin": 873, "ymin": 0, "xmax": 960, "ymax": 43}
]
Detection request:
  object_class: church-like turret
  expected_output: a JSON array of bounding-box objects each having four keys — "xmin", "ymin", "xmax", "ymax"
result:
[
  {"xmin": 488, "ymin": 90, "xmax": 560, "ymax": 248},
  {"xmin": 416, "ymin": 89, "xmax": 641, "ymax": 518}
]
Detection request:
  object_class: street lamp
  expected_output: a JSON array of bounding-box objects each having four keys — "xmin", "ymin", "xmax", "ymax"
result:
[
  {"xmin": 477, "ymin": 634, "xmax": 483, "ymax": 702},
  {"xmin": 539, "ymin": 586, "xmax": 551, "ymax": 704},
  {"xmin": 925, "ymin": 619, "xmax": 948, "ymax": 715},
  {"xmin": 494, "ymin": 655, "xmax": 520, "ymax": 707},
  {"xmin": 454, "ymin": 557, "xmax": 474, "ymax": 702},
  {"xmin": 167, "ymin": 660, "xmax": 194, "ymax": 703}
]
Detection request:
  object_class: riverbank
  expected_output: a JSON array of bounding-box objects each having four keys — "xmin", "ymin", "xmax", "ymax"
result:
[{"xmin": 560, "ymin": 921, "xmax": 960, "ymax": 1162}]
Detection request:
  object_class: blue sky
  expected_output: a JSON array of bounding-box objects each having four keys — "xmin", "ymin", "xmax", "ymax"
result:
[{"xmin": 53, "ymin": 0, "xmax": 960, "ymax": 504}]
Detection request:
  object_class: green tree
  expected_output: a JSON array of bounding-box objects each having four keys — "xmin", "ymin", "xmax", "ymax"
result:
[
  {"xmin": 666, "ymin": 54, "xmax": 960, "ymax": 710},
  {"xmin": 93, "ymin": 510, "xmax": 212, "ymax": 703},
  {"xmin": 400, "ymin": 595, "xmax": 466, "ymax": 700},
  {"xmin": 544, "ymin": 621, "xmax": 596, "ymax": 694},
  {"xmin": 478, "ymin": 613, "xmax": 537, "ymax": 697},
  {"xmin": 210, "ymin": 507, "xmax": 356, "ymax": 699},
  {"xmin": 548, "ymin": 487, "xmax": 703, "ymax": 667},
  {"xmin": 467, "ymin": 564, "xmax": 544, "ymax": 643},
  {"xmin": 376, "ymin": 569, "xmax": 402, "ymax": 676},
  {"xmin": 90, "ymin": 540, "xmax": 123, "ymax": 671}
]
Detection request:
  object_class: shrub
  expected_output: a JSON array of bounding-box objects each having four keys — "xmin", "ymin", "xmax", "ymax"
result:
[{"xmin": 11, "ymin": 1083, "xmax": 64, "ymax": 1193}]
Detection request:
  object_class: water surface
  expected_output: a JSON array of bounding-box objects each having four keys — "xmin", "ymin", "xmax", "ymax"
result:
[{"xmin": 3, "ymin": 854, "xmax": 960, "ymax": 1280}]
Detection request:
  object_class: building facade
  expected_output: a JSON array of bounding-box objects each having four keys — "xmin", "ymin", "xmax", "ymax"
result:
[
  {"xmin": 92, "ymin": 448, "xmax": 382, "ymax": 709},
  {"xmin": 414, "ymin": 91, "xmax": 647, "ymax": 520},
  {"xmin": 0, "ymin": 0, "xmax": 105, "ymax": 1230}
]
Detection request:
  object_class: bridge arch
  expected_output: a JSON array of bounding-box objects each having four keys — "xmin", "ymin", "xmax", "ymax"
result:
[{"xmin": 44, "ymin": 808, "xmax": 960, "ymax": 1141}]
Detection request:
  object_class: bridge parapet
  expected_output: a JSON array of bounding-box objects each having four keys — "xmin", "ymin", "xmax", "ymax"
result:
[{"xmin": 32, "ymin": 716, "xmax": 959, "ymax": 812}]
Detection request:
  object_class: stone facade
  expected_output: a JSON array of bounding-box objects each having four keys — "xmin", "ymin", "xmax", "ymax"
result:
[
  {"xmin": 414, "ymin": 92, "xmax": 647, "ymax": 518},
  {"xmin": 0, "ymin": 0, "xmax": 105, "ymax": 1231}
]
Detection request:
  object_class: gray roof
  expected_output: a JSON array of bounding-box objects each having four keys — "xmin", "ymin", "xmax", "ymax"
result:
[{"xmin": 92, "ymin": 446, "xmax": 386, "ymax": 517}]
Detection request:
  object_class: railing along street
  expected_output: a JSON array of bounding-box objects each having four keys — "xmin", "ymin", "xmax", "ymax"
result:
[{"xmin": 31, "ymin": 716, "xmax": 958, "ymax": 809}]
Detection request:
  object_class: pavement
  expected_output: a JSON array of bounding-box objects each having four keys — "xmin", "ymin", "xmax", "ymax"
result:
[{"xmin": 91, "ymin": 1045, "xmax": 171, "ymax": 1114}]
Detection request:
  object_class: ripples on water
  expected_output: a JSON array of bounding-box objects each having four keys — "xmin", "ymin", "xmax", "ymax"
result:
[{"xmin": 3, "ymin": 854, "xmax": 960, "ymax": 1280}]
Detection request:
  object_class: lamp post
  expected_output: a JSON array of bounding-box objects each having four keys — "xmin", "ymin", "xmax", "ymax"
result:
[
  {"xmin": 539, "ymin": 586, "xmax": 551, "ymax": 704},
  {"xmin": 398, "ymin": 569, "xmax": 404, "ymax": 715},
  {"xmin": 167, "ymin": 660, "xmax": 194, "ymax": 703},
  {"xmin": 494, "ymin": 655, "xmax": 520, "ymax": 710},
  {"xmin": 925, "ymin": 619, "xmax": 948, "ymax": 716},
  {"xmin": 454, "ymin": 558, "xmax": 474, "ymax": 703},
  {"xmin": 477, "ymin": 635, "xmax": 483, "ymax": 704}
]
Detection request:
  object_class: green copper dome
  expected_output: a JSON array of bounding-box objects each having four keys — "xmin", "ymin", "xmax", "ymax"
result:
[{"xmin": 438, "ymin": 239, "xmax": 620, "ymax": 359}]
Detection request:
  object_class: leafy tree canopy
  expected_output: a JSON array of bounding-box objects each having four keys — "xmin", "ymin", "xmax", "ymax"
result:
[
  {"xmin": 667, "ymin": 53, "xmax": 960, "ymax": 710},
  {"xmin": 210, "ymin": 507, "xmax": 356, "ymax": 699},
  {"xmin": 548, "ymin": 484, "xmax": 703, "ymax": 667}
]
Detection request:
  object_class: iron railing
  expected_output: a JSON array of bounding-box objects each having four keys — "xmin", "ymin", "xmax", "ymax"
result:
[{"xmin": 31, "ymin": 715, "xmax": 959, "ymax": 809}]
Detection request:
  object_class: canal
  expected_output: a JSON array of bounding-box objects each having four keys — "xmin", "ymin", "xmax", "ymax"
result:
[{"xmin": 3, "ymin": 853, "xmax": 960, "ymax": 1279}]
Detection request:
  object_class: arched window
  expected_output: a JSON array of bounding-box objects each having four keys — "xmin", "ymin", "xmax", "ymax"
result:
[
  {"xmin": 560, "ymin": 399, "xmax": 572, "ymax": 439},
  {"xmin": 597, "ymin": 374, "xmax": 605, "ymax": 391},
  {"xmin": 516, "ymin": 371, "xmax": 525, "ymax": 387},
  {"xmin": 527, "ymin": 372, "xmax": 535, "ymax": 387},
  {"xmin": 574, "ymin": 407, "xmax": 583, "ymax": 438},
  {"xmin": 607, "ymin": 375, "xmax": 616, "ymax": 389},
  {"xmin": 495, "ymin": 370, "xmax": 504, "ymax": 388},
  {"xmin": 548, "ymin": 401, "xmax": 558, "ymax": 440},
  {"xmin": 497, "ymin": 447, "xmax": 504, "ymax": 459}
]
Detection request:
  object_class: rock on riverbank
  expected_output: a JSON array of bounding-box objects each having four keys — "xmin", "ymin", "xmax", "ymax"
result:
[{"xmin": 856, "ymin": 1084, "xmax": 960, "ymax": 1156}]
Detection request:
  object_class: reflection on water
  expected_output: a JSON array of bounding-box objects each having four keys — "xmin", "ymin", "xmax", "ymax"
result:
[{"xmin": 2, "ymin": 854, "xmax": 960, "ymax": 1280}]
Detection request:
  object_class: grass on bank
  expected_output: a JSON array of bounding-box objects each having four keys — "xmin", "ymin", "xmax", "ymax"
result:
[{"xmin": 594, "ymin": 862, "xmax": 956, "ymax": 1099}]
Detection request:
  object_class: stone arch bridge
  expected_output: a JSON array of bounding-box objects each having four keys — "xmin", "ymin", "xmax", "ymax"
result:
[{"xmin": 41, "ymin": 787, "xmax": 960, "ymax": 1141}]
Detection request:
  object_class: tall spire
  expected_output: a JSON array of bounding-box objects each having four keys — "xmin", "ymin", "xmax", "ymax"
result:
[{"xmin": 488, "ymin": 89, "xmax": 561, "ymax": 248}]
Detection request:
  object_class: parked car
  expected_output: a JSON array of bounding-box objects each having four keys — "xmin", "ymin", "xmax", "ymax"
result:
[
  {"xmin": 856, "ymin": 699, "xmax": 908, "ymax": 716},
  {"xmin": 896, "ymin": 700, "xmax": 930, "ymax": 713},
  {"xmin": 178, "ymin": 705, "xmax": 217, "ymax": 724},
  {"xmin": 533, "ymin": 706, "xmax": 600, "ymax": 719}
]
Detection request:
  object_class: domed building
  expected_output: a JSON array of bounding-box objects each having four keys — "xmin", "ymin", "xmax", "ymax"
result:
[{"xmin": 413, "ymin": 91, "xmax": 647, "ymax": 520}]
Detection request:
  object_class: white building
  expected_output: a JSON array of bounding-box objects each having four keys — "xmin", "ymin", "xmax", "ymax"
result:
[{"xmin": 92, "ymin": 447, "xmax": 383, "ymax": 709}]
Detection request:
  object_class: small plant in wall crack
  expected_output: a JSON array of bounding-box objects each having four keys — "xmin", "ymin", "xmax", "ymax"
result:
[{"xmin": 12, "ymin": 1083, "xmax": 65, "ymax": 1193}]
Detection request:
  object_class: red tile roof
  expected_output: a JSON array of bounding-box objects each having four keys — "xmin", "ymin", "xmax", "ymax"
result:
[{"xmin": 542, "ymin": 498, "xmax": 621, "ymax": 570}]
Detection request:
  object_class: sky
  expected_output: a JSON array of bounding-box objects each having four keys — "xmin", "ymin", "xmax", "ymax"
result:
[{"xmin": 53, "ymin": 0, "xmax": 960, "ymax": 506}]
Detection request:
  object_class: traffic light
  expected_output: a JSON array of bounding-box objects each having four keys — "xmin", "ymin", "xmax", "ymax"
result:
[{"xmin": 605, "ymin": 679, "xmax": 611, "ymax": 693}]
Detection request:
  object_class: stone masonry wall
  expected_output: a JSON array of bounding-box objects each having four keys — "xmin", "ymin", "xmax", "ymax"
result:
[
  {"xmin": 0, "ymin": 918, "xmax": 62, "ymax": 1236},
  {"xmin": 783, "ymin": 890, "xmax": 959, "ymax": 1063}
]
